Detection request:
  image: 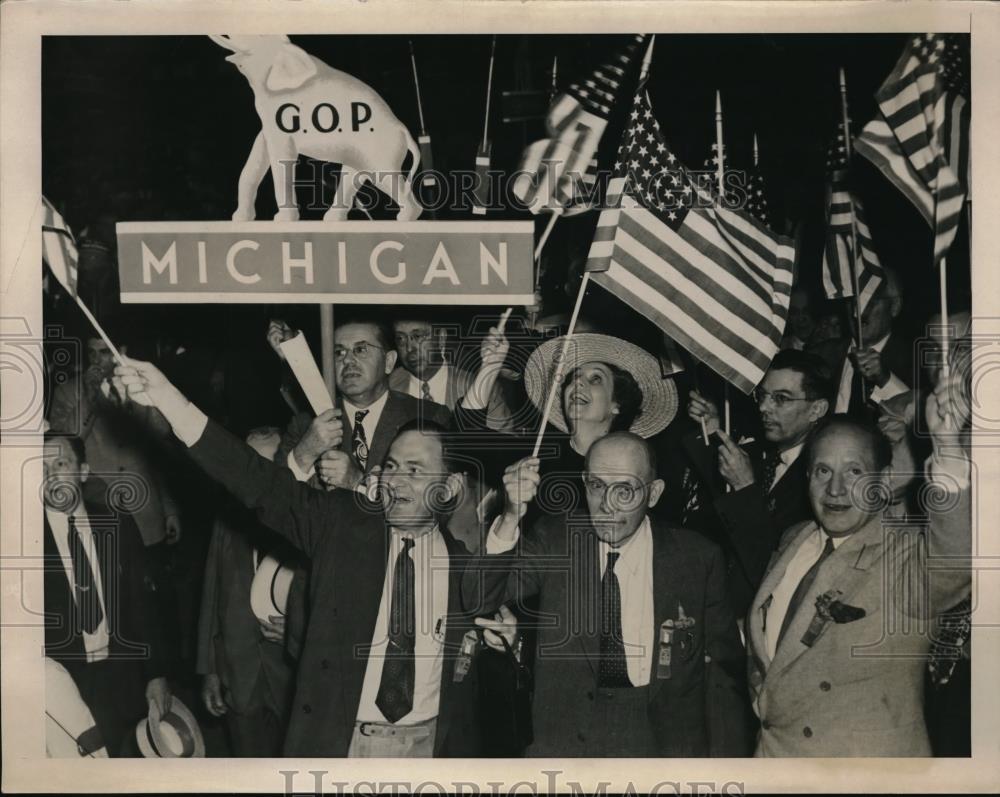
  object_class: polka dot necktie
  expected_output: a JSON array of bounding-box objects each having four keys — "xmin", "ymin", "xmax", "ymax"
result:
[
  {"xmin": 375, "ymin": 537, "xmax": 415, "ymax": 723},
  {"xmin": 598, "ymin": 551, "xmax": 632, "ymax": 688},
  {"xmin": 68, "ymin": 517, "xmax": 103, "ymax": 634},
  {"xmin": 351, "ymin": 409, "xmax": 370, "ymax": 471},
  {"xmin": 421, "ymin": 380, "xmax": 432, "ymax": 402}
]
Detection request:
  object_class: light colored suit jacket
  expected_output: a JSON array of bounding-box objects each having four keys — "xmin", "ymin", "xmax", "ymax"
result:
[
  {"xmin": 747, "ymin": 477, "xmax": 971, "ymax": 757},
  {"xmin": 389, "ymin": 365, "xmax": 514, "ymax": 432}
]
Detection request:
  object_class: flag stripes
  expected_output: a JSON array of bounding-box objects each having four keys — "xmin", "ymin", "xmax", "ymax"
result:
[
  {"xmin": 586, "ymin": 87, "xmax": 795, "ymax": 395},
  {"xmin": 855, "ymin": 33, "xmax": 969, "ymax": 263},
  {"xmin": 42, "ymin": 196, "xmax": 79, "ymax": 296}
]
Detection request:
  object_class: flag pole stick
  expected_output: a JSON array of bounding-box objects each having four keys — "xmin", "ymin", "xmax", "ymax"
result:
[
  {"xmin": 939, "ymin": 257, "xmax": 950, "ymax": 386},
  {"xmin": 73, "ymin": 295, "xmax": 124, "ymax": 365},
  {"xmin": 839, "ymin": 67, "xmax": 868, "ymax": 401},
  {"xmin": 482, "ymin": 35, "xmax": 497, "ymax": 151},
  {"xmin": 320, "ymin": 306, "xmax": 336, "ymax": 404},
  {"xmin": 714, "ymin": 90, "xmax": 731, "ymax": 438},
  {"xmin": 531, "ymin": 272, "xmax": 590, "ymax": 458}
]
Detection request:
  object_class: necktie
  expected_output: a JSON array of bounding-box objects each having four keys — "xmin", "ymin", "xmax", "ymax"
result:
[
  {"xmin": 598, "ymin": 551, "xmax": 632, "ymax": 688},
  {"xmin": 68, "ymin": 517, "xmax": 103, "ymax": 634},
  {"xmin": 352, "ymin": 409, "xmax": 370, "ymax": 471},
  {"xmin": 847, "ymin": 357, "xmax": 876, "ymax": 419},
  {"xmin": 421, "ymin": 380, "xmax": 432, "ymax": 402},
  {"xmin": 777, "ymin": 536, "xmax": 836, "ymax": 648},
  {"xmin": 376, "ymin": 537, "xmax": 416, "ymax": 723},
  {"xmin": 762, "ymin": 450, "xmax": 780, "ymax": 494}
]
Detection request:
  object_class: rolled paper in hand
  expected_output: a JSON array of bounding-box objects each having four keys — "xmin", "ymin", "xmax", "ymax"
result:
[{"xmin": 279, "ymin": 332, "xmax": 334, "ymax": 415}]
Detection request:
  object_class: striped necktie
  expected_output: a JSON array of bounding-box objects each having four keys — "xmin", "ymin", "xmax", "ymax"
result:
[
  {"xmin": 68, "ymin": 516, "xmax": 103, "ymax": 634},
  {"xmin": 352, "ymin": 409, "xmax": 370, "ymax": 471}
]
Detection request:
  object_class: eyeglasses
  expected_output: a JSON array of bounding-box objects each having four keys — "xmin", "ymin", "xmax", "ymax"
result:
[
  {"xmin": 753, "ymin": 389, "xmax": 814, "ymax": 409},
  {"xmin": 333, "ymin": 341, "xmax": 385, "ymax": 362},
  {"xmin": 581, "ymin": 474, "xmax": 654, "ymax": 509},
  {"xmin": 394, "ymin": 330, "xmax": 432, "ymax": 346}
]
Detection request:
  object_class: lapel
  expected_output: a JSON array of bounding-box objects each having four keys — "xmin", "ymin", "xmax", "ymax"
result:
[
  {"xmin": 649, "ymin": 521, "xmax": 683, "ymax": 696},
  {"xmin": 764, "ymin": 520, "xmax": 884, "ymax": 680},
  {"xmin": 368, "ymin": 392, "xmax": 406, "ymax": 473},
  {"xmin": 748, "ymin": 520, "xmax": 815, "ymax": 673}
]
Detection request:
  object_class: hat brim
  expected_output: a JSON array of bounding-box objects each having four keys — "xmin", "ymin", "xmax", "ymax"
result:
[
  {"xmin": 523, "ymin": 333, "xmax": 678, "ymax": 438},
  {"xmin": 135, "ymin": 698, "xmax": 205, "ymax": 758},
  {"xmin": 250, "ymin": 556, "xmax": 294, "ymax": 622}
]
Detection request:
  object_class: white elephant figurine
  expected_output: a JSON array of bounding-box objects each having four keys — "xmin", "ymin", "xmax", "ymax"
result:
[{"xmin": 210, "ymin": 34, "xmax": 422, "ymax": 222}]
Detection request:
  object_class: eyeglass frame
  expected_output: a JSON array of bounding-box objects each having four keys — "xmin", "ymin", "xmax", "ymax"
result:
[
  {"xmin": 580, "ymin": 472, "xmax": 657, "ymax": 508},
  {"xmin": 333, "ymin": 340, "xmax": 386, "ymax": 362},
  {"xmin": 752, "ymin": 389, "xmax": 819, "ymax": 409}
]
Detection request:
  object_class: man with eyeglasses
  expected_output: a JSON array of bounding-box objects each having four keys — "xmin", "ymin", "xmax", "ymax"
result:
[
  {"xmin": 110, "ymin": 359, "xmax": 519, "ymax": 757},
  {"xmin": 269, "ymin": 312, "xmax": 452, "ymax": 491},
  {"xmin": 683, "ymin": 349, "xmax": 832, "ymax": 617},
  {"xmin": 467, "ymin": 432, "xmax": 752, "ymax": 757},
  {"xmin": 389, "ymin": 309, "xmax": 514, "ymax": 432}
]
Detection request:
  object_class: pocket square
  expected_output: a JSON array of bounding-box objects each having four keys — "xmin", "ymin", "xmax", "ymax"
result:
[{"xmin": 828, "ymin": 600, "xmax": 866, "ymax": 623}]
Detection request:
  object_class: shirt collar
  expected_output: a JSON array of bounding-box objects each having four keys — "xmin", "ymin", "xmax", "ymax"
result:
[
  {"xmin": 779, "ymin": 441, "xmax": 806, "ymax": 468},
  {"xmin": 344, "ymin": 387, "xmax": 390, "ymax": 422},
  {"xmin": 598, "ymin": 515, "xmax": 652, "ymax": 576}
]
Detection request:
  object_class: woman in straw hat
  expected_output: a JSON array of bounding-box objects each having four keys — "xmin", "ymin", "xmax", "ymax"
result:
[{"xmin": 458, "ymin": 326, "xmax": 679, "ymax": 521}]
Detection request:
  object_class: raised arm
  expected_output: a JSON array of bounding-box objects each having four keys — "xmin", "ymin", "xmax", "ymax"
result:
[{"xmin": 113, "ymin": 357, "xmax": 348, "ymax": 558}]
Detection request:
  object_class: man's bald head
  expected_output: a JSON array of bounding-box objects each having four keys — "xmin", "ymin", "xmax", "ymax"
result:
[{"xmin": 586, "ymin": 432, "xmax": 658, "ymax": 483}]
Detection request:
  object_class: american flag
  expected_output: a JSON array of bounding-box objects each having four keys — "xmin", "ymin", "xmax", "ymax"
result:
[
  {"xmin": 42, "ymin": 196, "xmax": 79, "ymax": 296},
  {"xmin": 585, "ymin": 89, "xmax": 796, "ymax": 395},
  {"xmin": 854, "ymin": 33, "xmax": 970, "ymax": 263},
  {"xmin": 513, "ymin": 35, "xmax": 646, "ymax": 215},
  {"xmin": 821, "ymin": 130, "xmax": 884, "ymax": 312},
  {"xmin": 701, "ymin": 143, "xmax": 771, "ymax": 226}
]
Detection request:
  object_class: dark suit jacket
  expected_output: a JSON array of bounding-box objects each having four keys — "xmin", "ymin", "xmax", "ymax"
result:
[
  {"xmin": 196, "ymin": 503, "xmax": 302, "ymax": 715},
  {"xmin": 682, "ymin": 431, "xmax": 812, "ymax": 618},
  {"xmin": 44, "ymin": 479, "xmax": 167, "ymax": 683},
  {"xmin": 187, "ymin": 418, "xmax": 492, "ymax": 757},
  {"xmin": 275, "ymin": 389, "xmax": 452, "ymax": 475},
  {"xmin": 464, "ymin": 513, "xmax": 752, "ymax": 757}
]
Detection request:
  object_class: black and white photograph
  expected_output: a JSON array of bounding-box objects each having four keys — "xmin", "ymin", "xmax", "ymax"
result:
[{"xmin": 2, "ymin": 1, "xmax": 998, "ymax": 793}]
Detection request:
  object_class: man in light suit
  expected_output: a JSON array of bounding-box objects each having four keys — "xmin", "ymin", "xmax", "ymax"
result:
[
  {"xmin": 389, "ymin": 309, "xmax": 514, "ymax": 432},
  {"xmin": 470, "ymin": 433, "xmax": 753, "ymax": 757},
  {"xmin": 747, "ymin": 371, "xmax": 971, "ymax": 756}
]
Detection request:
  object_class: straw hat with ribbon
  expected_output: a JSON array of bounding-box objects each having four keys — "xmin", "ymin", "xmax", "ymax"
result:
[
  {"xmin": 135, "ymin": 697, "xmax": 205, "ymax": 758},
  {"xmin": 523, "ymin": 333, "xmax": 678, "ymax": 439},
  {"xmin": 250, "ymin": 554, "xmax": 295, "ymax": 623}
]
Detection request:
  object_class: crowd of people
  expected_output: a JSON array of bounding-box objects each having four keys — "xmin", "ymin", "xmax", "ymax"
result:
[{"xmin": 41, "ymin": 267, "xmax": 973, "ymax": 758}]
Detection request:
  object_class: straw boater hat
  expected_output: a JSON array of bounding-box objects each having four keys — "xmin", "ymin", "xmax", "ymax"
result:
[
  {"xmin": 250, "ymin": 554, "xmax": 295, "ymax": 623},
  {"xmin": 523, "ymin": 333, "xmax": 679, "ymax": 438},
  {"xmin": 135, "ymin": 697, "xmax": 205, "ymax": 758},
  {"xmin": 45, "ymin": 658, "xmax": 108, "ymax": 758}
]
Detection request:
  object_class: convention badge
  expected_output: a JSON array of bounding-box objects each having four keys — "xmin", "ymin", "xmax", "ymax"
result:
[
  {"xmin": 657, "ymin": 619, "xmax": 674, "ymax": 680},
  {"xmin": 801, "ymin": 589, "xmax": 842, "ymax": 647},
  {"xmin": 675, "ymin": 601, "xmax": 697, "ymax": 661},
  {"xmin": 453, "ymin": 629, "xmax": 478, "ymax": 683}
]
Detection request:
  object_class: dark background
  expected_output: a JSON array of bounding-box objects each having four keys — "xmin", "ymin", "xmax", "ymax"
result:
[{"xmin": 42, "ymin": 33, "xmax": 972, "ymax": 424}]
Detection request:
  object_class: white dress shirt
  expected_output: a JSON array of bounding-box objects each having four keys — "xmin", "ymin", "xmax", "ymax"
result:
[
  {"xmin": 764, "ymin": 526, "xmax": 846, "ymax": 661},
  {"xmin": 355, "ymin": 528, "xmax": 451, "ymax": 724},
  {"xmin": 834, "ymin": 334, "xmax": 909, "ymax": 413},
  {"xmin": 404, "ymin": 365, "xmax": 450, "ymax": 406},
  {"xmin": 598, "ymin": 517, "xmax": 655, "ymax": 687},
  {"xmin": 46, "ymin": 505, "xmax": 110, "ymax": 662},
  {"xmin": 289, "ymin": 389, "xmax": 391, "ymax": 482}
]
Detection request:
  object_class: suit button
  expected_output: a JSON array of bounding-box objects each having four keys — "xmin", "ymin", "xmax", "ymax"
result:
[
  {"xmin": 819, "ymin": 681, "xmax": 831, "ymax": 691},
  {"xmin": 586, "ymin": 691, "xmax": 594, "ymax": 701},
  {"xmin": 303, "ymin": 704, "xmax": 312, "ymax": 714},
  {"xmin": 577, "ymin": 733, "xmax": 586, "ymax": 742},
  {"xmin": 321, "ymin": 659, "xmax": 330, "ymax": 670},
  {"xmin": 761, "ymin": 720, "xmax": 771, "ymax": 730},
  {"xmin": 803, "ymin": 726, "xmax": 812, "ymax": 738}
]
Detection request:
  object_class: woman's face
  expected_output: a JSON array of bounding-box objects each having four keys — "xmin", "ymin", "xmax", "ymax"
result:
[{"xmin": 563, "ymin": 361, "xmax": 618, "ymax": 429}]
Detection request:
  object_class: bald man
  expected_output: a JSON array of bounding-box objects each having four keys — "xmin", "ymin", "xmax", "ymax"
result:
[{"xmin": 466, "ymin": 432, "xmax": 752, "ymax": 757}]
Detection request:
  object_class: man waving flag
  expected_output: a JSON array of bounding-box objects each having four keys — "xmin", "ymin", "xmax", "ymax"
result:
[
  {"xmin": 585, "ymin": 89, "xmax": 796, "ymax": 395},
  {"xmin": 854, "ymin": 33, "xmax": 970, "ymax": 263}
]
